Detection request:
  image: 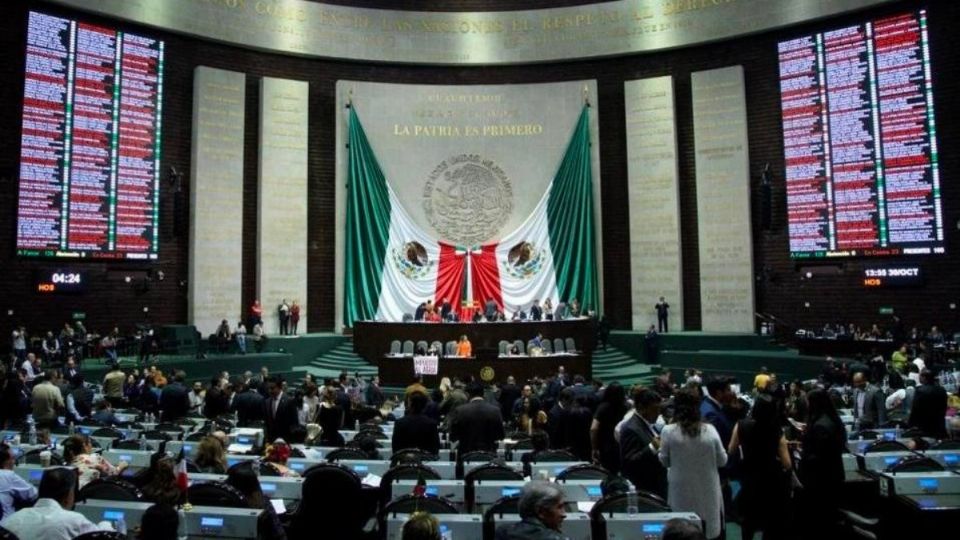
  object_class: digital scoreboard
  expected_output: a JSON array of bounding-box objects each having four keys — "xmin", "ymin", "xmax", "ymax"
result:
[
  {"xmin": 779, "ymin": 10, "xmax": 944, "ymax": 259},
  {"xmin": 15, "ymin": 11, "xmax": 164, "ymax": 260}
]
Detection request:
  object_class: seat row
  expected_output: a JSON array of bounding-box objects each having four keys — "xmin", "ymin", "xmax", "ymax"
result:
[{"xmin": 389, "ymin": 337, "xmax": 577, "ymax": 356}]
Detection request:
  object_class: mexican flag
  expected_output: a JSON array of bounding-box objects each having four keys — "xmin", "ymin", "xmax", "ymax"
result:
[{"xmin": 343, "ymin": 105, "xmax": 598, "ymax": 327}]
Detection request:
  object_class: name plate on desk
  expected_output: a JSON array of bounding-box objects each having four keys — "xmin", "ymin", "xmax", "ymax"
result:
[{"xmin": 414, "ymin": 356, "xmax": 439, "ymax": 376}]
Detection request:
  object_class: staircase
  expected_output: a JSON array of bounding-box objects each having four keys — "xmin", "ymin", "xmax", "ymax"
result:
[
  {"xmin": 591, "ymin": 344, "xmax": 659, "ymax": 387},
  {"xmin": 296, "ymin": 341, "xmax": 377, "ymax": 381}
]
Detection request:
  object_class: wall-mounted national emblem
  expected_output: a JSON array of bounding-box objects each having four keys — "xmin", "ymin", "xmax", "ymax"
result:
[
  {"xmin": 392, "ymin": 241, "xmax": 434, "ymax": 279},
  {"xmin": 501, "ymin": 240, "xmax": 543, "ymax": 280}
]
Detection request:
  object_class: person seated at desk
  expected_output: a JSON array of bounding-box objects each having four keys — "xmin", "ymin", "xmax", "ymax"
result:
[
  {"xmin": 507, "ymin": 344, "xmax": 522, "ymax": 356},
  {"xmin": 263, "ymin": 439, "xmax": 300, "ymax": 477},
  {"xmin": 1, "ymin": 467, "xmax": 108, "ymax": 540},
  {"xmin": 226, "ymin": 462, "xmax": 288, "ymax": 540},
  {"xmin": 138, "ymin": 503, "xmax": 180, "ymax": 540},
  {"xmin": 494, "ymin": 481, "xmax": 567, "ymax": 540},
  {"xmin": 62, "ymin": 434, "xmax": 128, "ymax": 489},
  {"xmin": 456, "ymin": 335, "xmax": 472, "ymax": 358},
  {"xmin": 472, "ymin": 310, "xmax": 485, "ymax": 323},
  {"xmin": 195, "ymin": 436, "xmax": 228, "ymax": 474},
  {"xmin": 511, "ymin": 310, "xmax": 527, "ymax": 321},
  {"xmin": 402, "ymin": 511, "xmax": 442, "ymax": 540},
  {"xmin": 142, "ymin": 456, "xmax": 183, "ymax": 507},
  {"xmin": 0, "ymin": 442, "xmax": 38, "ymax": 519}
]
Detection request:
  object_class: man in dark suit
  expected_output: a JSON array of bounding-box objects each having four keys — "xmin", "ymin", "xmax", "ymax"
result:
[
  {"xmin": 497, "ymin": 376, "xmax": 521, "ymax": 421},
  {"xmin": 548, "ymin": 388, "xmax": 593, "ymax": 460},
  {"xmin": 263, "ymin": 376, "xmax": 299, "ymax": 443},
  {"xmin": 159, "ymin": 370, "xmax": 191, "ymax": 422},
  {"xmin": 484, "ymin": 298, "xmax": 498, "ymax": 322},
  {"xmin": 701, "ymin": 377, "xmax": 736, "ymax": 448},
  {"xmin": 450, "ymin": 382, "xmax": 505, "ymax": 455},
  {"xmin": 620, "ymin": 387, "xmax": 667, "ymax": 499},
  {"xmin": 231, "ymin": 381, "xmax": 265, "ymax": 426},
  {"xmin": 414, "ymin": 302, "xmax": 426, "ymax": 321},
  {"xmin": 203, "ymin": 376, "xmax": 230, "ymax": 419},
  {"xmin": 544, "ymin": 366, "xmax": 570, "ymax": 401},
  {"xmin": 570, "ymin": 375, "xmax": 596, "ymax": 410},
  {"xmin": 439, "ymin": 298, "xmax": 452, "ymax": 321},
  {"xmin": 529, "ymin": 300, "xmax": 543, "ymax": 322},
  {"xmin": 655, "ymin": 296, "xmax": 670, "ymax": 332},
  {"xmin": 852, "ymin": 371, "xmax": 887, "ymax": 430},
  {"xmin": 909, "ymin": 369, "xmax": 948, "ymax": 439},
  {"xmin": 392, "ymin": 391, "xmax": 440, "ymax": 456}
]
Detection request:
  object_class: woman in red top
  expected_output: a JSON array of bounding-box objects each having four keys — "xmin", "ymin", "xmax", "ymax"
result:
[
  {"xmin": 424, "ymin": 308, "xmax": 441, "ymax": 323},
  {"xmin": 250, "ymin": 300, "xmax": 263, "ymax": 327},
  {"xmin": 290, "ymin": 301, "xmax": 301, "ymax": 335}
]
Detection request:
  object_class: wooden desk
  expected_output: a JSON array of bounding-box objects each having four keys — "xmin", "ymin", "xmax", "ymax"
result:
[
  {"xmin": 353, "ymin": 319, "xmax": 594, "ymax": 362},
  {"xmin": 376, "ymin": 354, "xmax": 590, "ymax": 386}
]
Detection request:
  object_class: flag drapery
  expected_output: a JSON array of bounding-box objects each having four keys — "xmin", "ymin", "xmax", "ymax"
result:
[{"xmin": 343, "ymin": 105, "xmax": 598, "ymax": 327}]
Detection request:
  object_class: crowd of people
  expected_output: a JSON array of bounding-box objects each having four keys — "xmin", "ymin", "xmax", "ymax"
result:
[
  {"xmin": 2, "ymin": 322, "xmax": 958, "ymax": 539},
  {"xmin": 410, "ymin": 297, "xmax": 586, "ymax": 323}
]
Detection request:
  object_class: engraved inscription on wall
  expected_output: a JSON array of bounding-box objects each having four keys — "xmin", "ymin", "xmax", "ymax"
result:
[
  {"xmin": 258, "ymin": 77, "xmax": 309, "ymax": 334},
  {"xmin": 625, "ymin": 76, "xmax": 683, "ymax": 332},
  {"xmin": 692, "ymin": 66, "xmax": 755, "ymax": 332},
  {"xmin": 189, "ymin": 66, "xmax": 245, "ymax": 335}
]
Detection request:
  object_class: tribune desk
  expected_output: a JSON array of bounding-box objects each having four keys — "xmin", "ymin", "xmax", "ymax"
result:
[
  {"xmin": 377, "ymin": 353, "xmax": 590, "ymax": 386},
  {"xmin": 355, "ymin": 319, "xmax": 594, "ymax": 385}
]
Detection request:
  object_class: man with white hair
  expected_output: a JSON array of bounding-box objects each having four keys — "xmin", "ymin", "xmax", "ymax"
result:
[{"xmin": 494, "ymin": 481, "xmax": 566, "ymax": 539}]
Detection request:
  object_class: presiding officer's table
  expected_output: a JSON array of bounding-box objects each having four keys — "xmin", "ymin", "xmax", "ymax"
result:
[
  {"xmin": 353, "ymin": 319, "xmax": 594, "ymax": 385},
  {"xmin": 377, "ymin": 353, "xmax": 590, "ymax": 386}
]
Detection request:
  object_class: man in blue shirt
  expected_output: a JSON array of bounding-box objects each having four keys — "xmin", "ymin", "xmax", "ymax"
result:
[{"xmin": 0, "ymin": 443, "xmax": 37, "ymax": 521}]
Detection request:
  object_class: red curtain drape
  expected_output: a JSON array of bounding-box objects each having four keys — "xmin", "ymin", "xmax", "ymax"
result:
[
  {"xmin": 471, "ymin": 244, "xmax": 503, "ymax": 313},
  {"xmin": 434, "ymin": 242, "xmax": 466, "ymax": 319}
]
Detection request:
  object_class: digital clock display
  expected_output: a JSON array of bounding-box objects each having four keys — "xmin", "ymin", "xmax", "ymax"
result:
[
  {"xmin": 862, "ymin": 265, "xmax": 922, "ymax": 288},
  {"xmin": 35, "ymin": 270, "xmax": 86, "ymax": 294}
]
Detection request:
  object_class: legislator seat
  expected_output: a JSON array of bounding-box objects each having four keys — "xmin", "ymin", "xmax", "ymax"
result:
[
  {"xmin": 565, "ymin": 338, "xmax": 576, "ymax": 353},
  {"xmin": 73, "ymin": 532, "xmax": 127, "ymax": 540},
  {"xmin": 389, "ymin": 340, "xmax": 402, "ymax": 355},
  {"xmin": 402, "ymin": 340, "xmax": 415, "ymax": 355},
  {"xmin": 92, "ymin": 427, "xmax": 125, "ymax": 440},
  {"xmin": 186, "ymin": 481, "xmax": 247, "ymax": 508},
  {"xmin": 445, "ymin": 341, "xmax": 457, "ymax": 356},
  {"xmin": 553, "ymin": 338, "xmax": 565, "ymax": 353},
  {"xmin": 416, "ymin": 340, "xmax": 429, "ymax": 354},
  {"xmin": 513, "ymin": 340, "xmax": 525, "ymax": 355},
  {"xmin": 498, "ymin": 340, "xmax": 510, "ymax": 355},
  {"xmin": 556, "ymin": 463, "xmax": 609, "ymax": 481},
  {"xmin": 379, "ymin": 463, "xmax": 442, "ymax": 503},
  {"xmin": 77, "ymin": 478, "xmax": 142, "ymax": 502},
  {"xmin": 483, "ymin": 494, "xmax": 521, "ymax": 539},
  {"xmin": 541, "ymin": 340, "xmax": 553, "ymax": 353},
  {"xmin": 290, "ymin": 464, "xmax": 366, "ymax": 538}
]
